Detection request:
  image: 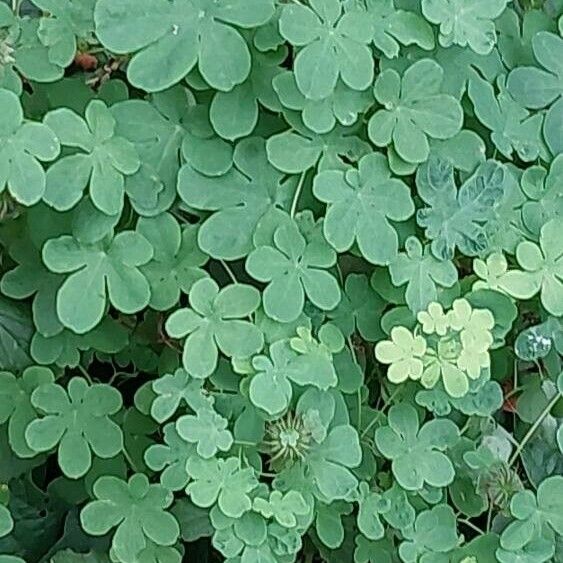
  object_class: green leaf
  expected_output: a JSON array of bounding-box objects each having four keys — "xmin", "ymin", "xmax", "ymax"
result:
[
  {"xmin": 497, "ymin": 8, "xmax": 555, "ymax": 70},
  {"xmin": 0, "ymin": 366, "xmax": 54, "ymax": 457},
  {"xmin": 0, "ymin": 204, "xmax": 74, "ymax": 337},
  {"xmin": 266, "ymin": 117, "xmax": 370, "ymax": 174},
  {"xmin": 150, "ymin": 368, "xmax": 213, "ymax": 423},
  {"xmin": 422, "ymin": 0, "xmax": 509, "ymax": 54},
  {"xmin": 374, "ymin": 403, "xmax": 459, "ymax": 490},
  {"xmin": 0, "ymin": 297, "xmax": 33, "ymax": 371},
  {"xmin": 186, "ymin": 456, "xmax": 258, "ymax": 518},
  {"xmin": 145, "ymin": 423, "xmax": 197, "ymax": 492},
  {"xmin": 249, "ymin": 340, "xmax": 296, "ymax": 416},
  {"xmin": 507, "ymin": 32, "xmax": 563, "ymax": 156},
  {"xmin": 381, "ymin": 482, "xmax": 416, "ymax": 529},
  {"xmin": 468, "ymin": 73, "xmax": 544, "ymax": 162},
  {"xmin": 0, "ymin": 89, "xmax": 59, "ymax": 205},
  {"xmin": 80, "ymin": 474, "xmax": 179, "ymax": 562},
  {"xmin": 246, "ymin": 218, "xmax": 340, "ymax": 322},
  {"xmin": 501, "ymin": 219, "xmax": 563, "ymax": 316},
  {"xmin": 178, "ymin": 137, "xmax": 292, "ymax": 260},
  {"xmin": 176, "ymin": 407, "xmax": 233, "ymax": 459},
  {"xmin": 43, "ymin": 100, "xmax": 140, "ymax": 215},
  {"xmin": 273, "ymin": 71, "xmax": 372, "ymax": 134},
  {"xmin": 111, "ymin": 88, "xmax": 207, "ymax": 216},
  {"xmin": 13, "ymin": 19, "xmax": 67, "ymax": 82},
  {"xmin": 210, "ymin": 44, "xmax": 284, "ymax": 140},
  {"xmin": 252, "ymin": 490, "xmax": 309, "ymax": 528},
  {"xmin": 327, "ymin": 273, "xmax": 385, "ymax": 341},
  {"xmin": 500, "ymin": 476, "xmax": 563, "ymax": 551},
  {"xmin": 30, "ymin": 317, "xmax": 128, "ymax": 368},
  {"xmin": 416, "ymin": 157, "xmax": 507, "ymax": 260},
  {"xmin": 33, "ymin": 0, "xmax": 96, "ymax": 68},
  {"xmin": 137, "ymin": 213, "xmax": 208, "ymax": 311},
  {"xmin": 346, "ymin": 0, "xmax": 434, "ymax": 59},
  {"xmin": 26, "ymin": 377, "xmax": 123, "ymax": 478},
  {"xmin": 165, "ymin": 278, "xmax": 263, "ymax": 378},
  {"xmin": 42, "ymin": 229, "xmax": 153, "ymax": 334},
  {"xmin": 368, "ymin": 59, "xmax": 463, "ymax": 163},
  {"xmin": 279, "ymin": 0, "xmax": 373, "ymax": 100},
  {"xmin": 0, "ymin": 505, "xmax": 13, "ymax": 539},
  {"xmin": 375, "ymin": 326, "xmax": 427, "ymax": 385},
  {"xmin": 399, "ymin": 504, "xmax": 459, "ymax": 562},
  {"xmin": 313, "ymin": 153, "xmax": 414, "ymax": 265},
  {"xmin": 354, "ymin": 535, "xmax": 393, "ymax": 563},
  {"xmin": 274, "ymin": 389, "xmax": 363, "ymax": 503},
  {"xmin": 94, "ymin": 0, "xmax": 274, "ymax": 92},
  {"xmin": 389, "ymin": 236, "xmax": 458, "ymax": 314},
  {"xmin": 355, "ymin": 482, "xmax": 389, "ymax": 541},
  {"xmin": 520, "ymin": 156, "xmax": 563, "ymax": 236}
]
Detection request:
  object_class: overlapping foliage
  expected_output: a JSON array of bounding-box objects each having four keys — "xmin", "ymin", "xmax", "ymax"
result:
[{"xmin": 0, "ymin": 0, "xmax": 562, "ymax": 562}]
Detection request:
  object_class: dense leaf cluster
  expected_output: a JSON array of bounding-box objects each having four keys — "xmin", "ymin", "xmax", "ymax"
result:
[{"xmin": 0, "ymin": 0, "xmax": 562, "ymax": 562}]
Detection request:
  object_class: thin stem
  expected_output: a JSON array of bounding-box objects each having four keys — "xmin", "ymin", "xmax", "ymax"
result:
[
  {"xmin": 234, "ymin": 440, "xmax": 257, "ymax": 447},
  {"xmin": 534, "ymin": 360, "xmax": 545, "ymax": 380},
  {"xmin": 459, "ymin": 518, "xmax": 485, "ymax": 536},
  {"xmin": 335, "ymin": 261, "xmax": 344, "ymax": 285},
  {"xmin": 486, "ymin": 503, "xmax": 493, "ymax": 533},
  {"xmin": 361, "ymin": 386, "xmax": 401, "ymax": 438},
  {"xmin": 504, "ymin": 386, "xmax": 523, "ymax": 400},
  {"xmin": 459, "ymin": 418, "xmax": 472, "ymax": 436},
  {"xmin": 210, "ymin": 389, "xmax": 239, "ymax": 396},
  {"xmin": 512, "ymin": 358, "xmax": 518, "ymax": 433},
  {"xmin": 356, "ymin": 388, "xmax": 362, "ymax": 430},
  {"xmin": 290, "ymin": 172, "xmax": 306, "ymax": 218},
  {"xmin": 123, "ymin": 448, "xmax": 140, "ymax": 473},
  {"xmin": 76, "ymin": 364, "xmax": 94, "ymax": 385},
  {"xmin": 509, "ymin": 391, "xmax": 561, "ymax": 466},
  {"xmin": 220, "ymin": 260, "xmax": 238, "ymax": 285},
  {"xmin": 11, "ymin": 0, "xmax": 23, "ymax": 14},
  {"xmin": 347, "ymin": 336, "xmax": 358, "ymax": 365}
]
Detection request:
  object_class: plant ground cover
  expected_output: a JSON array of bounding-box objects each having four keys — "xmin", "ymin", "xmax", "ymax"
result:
[{"xmin": 0, "ymin": 0, "xmax": 562, "ymax": 562}]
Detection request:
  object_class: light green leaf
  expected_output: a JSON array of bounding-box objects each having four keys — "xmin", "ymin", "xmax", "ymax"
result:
[
  {"xmin": 368, "ymin": 59, "xmax": 463, "ymax": 163},
  {"xmin": 26, "ymin": 377, "xmax": 122, "ymax": 478},
  {"xmin": 42, "ymin": 230, "xmax": 153, "ymax": 334},
  {"xmin": 246, "ymin": 218, "xmax": 340, "ymax": 322},
  {"xmin": 374, "ymin": 403, "xmax": 459, "ymax": 490},
  {"xmin": 80, "ymin": 474, "xmax": 179, "ymax": 562},
  {"xmin": 313, "ymin": 153, "xmax": 414, "ymax": 265},
  {"xmin": 422, "ymin": 0, "xmax": 509, "ymax": 54},
  {"xmin": 94, "ymin": 0, "xmax": 274, "ymax": 92},
  {"xmin": 165, "ymin": 278, "xmax": 263, "ymax": 378},
  {"xmin": 44, "ymin": 100, "xmax": 140, "ymax": 215},
  {"xmin": 0, "ymin": 89, "xmax": 59, "ymax": 205},
  {"xmin": 389, "ymin": 236, "xmax": 458, "ymax": 313}
]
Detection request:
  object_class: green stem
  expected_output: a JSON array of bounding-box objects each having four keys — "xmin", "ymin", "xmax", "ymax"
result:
[
  {"xmin": 122, "ymin": 448, "xmax": 140, "ymax": 473},
  {"xmin": 509, "ymin": 391, "xmax": 561, "ymax": 466},
  {"xmin": 360, "ymin": 386, "xmax": 401, "ymax": 439},
  {"xmin": 347, "ymin": 336, "xmax": 358, "ymax": 365},
  {"xmin": 220, "ymin": 260, "xmax": 238, "ymax": 285},
  {"xmin": 356, "ymin": 388, "xmax": 362, "ymax": 430},
  {"xmin": 459, "ymin": 518, "xmax": 485, "ymax": 536},
  {"xmin": 486, "ymin": 503, "xmax": 493, "ymax": 533},
  {"xmin": 290, "ymin": 172, "xmax": 306, "ymax": 218},
  {"xmin": 11, "ymin": 0, "xmax": 23, "ymax": 14},
  {"xmin": 76, "ymin": 364, "xmax": 94, "ymax": 385},
  {"xmin": 234, "ymin": 440, "xmax": 257, "ymax": 447},
  {"xmin": 504, "ymin": 386, "xmax": 523, "ymax": 400},
  {"xmin": 459, "ymin": 418, "xmax": 472, "ymax": 436}
]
